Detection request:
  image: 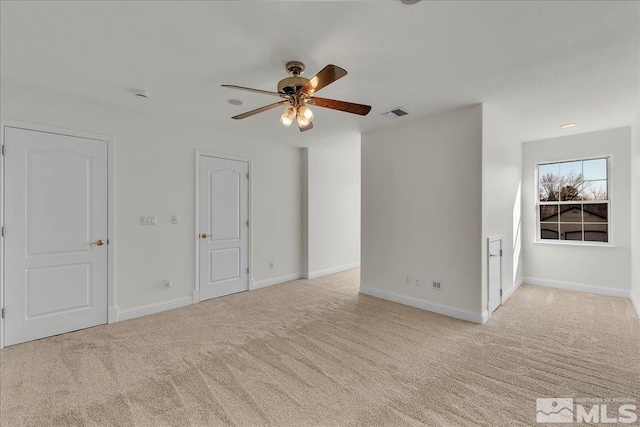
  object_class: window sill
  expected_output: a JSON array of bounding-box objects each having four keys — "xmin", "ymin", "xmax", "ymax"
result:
[{"xmin": 534, "ymin": 240, "xmax": 616, "ymax": 248}]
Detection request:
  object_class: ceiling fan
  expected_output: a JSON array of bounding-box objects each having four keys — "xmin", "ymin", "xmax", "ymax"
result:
[{"xmin": 222, "ymin": 61, "xmax": 371, "ymax": 132}]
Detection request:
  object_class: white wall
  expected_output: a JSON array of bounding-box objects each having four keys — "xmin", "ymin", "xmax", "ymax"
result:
[
  {"xmin": 482, "ymin": 107, "xmax": 523, "ymax": 307},
  {"xmin": 522, "ymin": 127, "xmax": 632, "ymax": 292},
  {"xmin": 1, "ymin": 88, "xmax": 303, "ymax": 311},
  {"xmin": 301, "ymin": 149, "xmax": 309, "ymax": 276},
  {"xmin": 632, "ymin": 118, "xmax": 640, "ymax": 308},
  {"xmin": 302, "ymin": 133, "xmax": 361, "ymax": 277},
  {"xmin": 361, "ymin": 105, "xmax": 484, "ymax": 317}
]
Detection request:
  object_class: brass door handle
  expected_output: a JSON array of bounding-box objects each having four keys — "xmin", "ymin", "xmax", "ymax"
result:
[
  {"xmin": 91, "ymin": 239, "xmax": 105, "ymax": 246},
  {"xmin": 201, "ymin": 233, "xmax": 209, "ymax": 239}
]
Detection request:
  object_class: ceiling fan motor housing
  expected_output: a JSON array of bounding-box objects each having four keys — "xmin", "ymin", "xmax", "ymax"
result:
[{"xmin": 278, "ymin": 76, "xmax": 309, "ymax": 95}]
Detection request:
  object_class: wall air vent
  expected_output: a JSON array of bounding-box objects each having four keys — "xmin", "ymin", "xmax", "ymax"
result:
[{"xmin": 381, "ymin": 107, "xmax": 409, "ymax": 119}]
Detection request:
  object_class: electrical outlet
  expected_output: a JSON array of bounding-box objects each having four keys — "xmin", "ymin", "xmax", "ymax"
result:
[
  {"xmin": 414, "ymin": 276, "xmax": 422, "ymax": 286},
  {"xmin": 164, "ymin": 278, "xmax": 172, "ymax": 288},
  {"xmin": 269, "ymin": 262, "xmax": 274, "ymax": 270},
  {"xmin": 432, "ymin": 281, "xmax": 442, "ymax": 290}
]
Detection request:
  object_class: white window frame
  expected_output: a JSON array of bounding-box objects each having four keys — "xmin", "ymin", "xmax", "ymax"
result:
[{"xmin": 535, "ymin": 155, "xmax": 612, "ymax": 247}]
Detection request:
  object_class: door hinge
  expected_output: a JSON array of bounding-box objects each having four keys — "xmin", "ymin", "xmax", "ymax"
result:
[
  {"xmin": 1, "ymin": 226, "xmax": 4, "ymax": 237},
  {"xmin": 500, "ymin": 249, "xmax": 503, "ymax": 256},
  {"xmin": 500, "ymin": 289, "xmax": 503, "ymax": 296},
  {"xmin": 246, "ymin": 220, "xmax": 249, "ymax": 227},
  {"xmin": 1, "ymin": 308, "xmax": 5, "ymax": 319},
  {"xmin": 246, "ymin": 267, "xmax": 249, "ymax": 274},
  {"xmin": 246, "ymin": 173, "xmax": 249, "ymax": 179},
  {"xmin": 1, "ymin": 145, "xmax": 4, "ymax": 156}
]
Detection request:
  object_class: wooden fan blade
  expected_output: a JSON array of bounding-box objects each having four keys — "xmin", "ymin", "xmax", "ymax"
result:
[
  {"xmin": 299, "ymin": 121, "xmax": 314, "ymax": 132},
  {"xmin": 222, "ymin": 85, "xmax": 283, "ymax": 97},
  {"xmin": 232, "ymin": 100, "xmax": 288, "ymax": 120},
  {"xmin": 307, "ymin": 97, "xmax": 371, "ymax": 116},
  {"xmin": 299, "ymin": 65, "xmax": 347, "ymax": 97}
]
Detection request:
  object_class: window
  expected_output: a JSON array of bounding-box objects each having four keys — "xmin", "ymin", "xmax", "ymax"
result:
[{"xmin": 537, "ymin": 157, "xmax": 609, "ymax": 243}]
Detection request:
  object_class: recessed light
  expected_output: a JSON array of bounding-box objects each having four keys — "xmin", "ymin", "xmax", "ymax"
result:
[
  {"xmin": 133, "ymin": 90, "xmax": 150, "ymax": 99},
  {"xmin": 560, "ymin": 123, "xmax": 576, "ymax": 129},
  {"xmin": 401, "ymin": 0, "xmax": 420, "ymax": 4},
  {"xmin": 227, "ymin": 99, "xmax": 243, "ymax": 106}
]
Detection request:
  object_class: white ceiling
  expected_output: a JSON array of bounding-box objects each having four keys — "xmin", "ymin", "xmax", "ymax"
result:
[{"xmin": 1, "ymin": 1, "xmax": 638, "ymax": 147}]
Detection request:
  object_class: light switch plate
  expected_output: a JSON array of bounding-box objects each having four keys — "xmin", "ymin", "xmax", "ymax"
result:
[{"xmin": 140, "ymin": 216, "xmax": 157, "ymax": 225}]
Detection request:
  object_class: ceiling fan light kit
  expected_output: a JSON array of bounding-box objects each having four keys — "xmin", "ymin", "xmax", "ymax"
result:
[
  {"xmin": 223, "ymin": 61, "xmax": 371, "ymax": 132},
  {"xmin": 297, "ymin": 105, "xmax": 313, "ymax": 127},
  {"xmin": 280, "ymin": 105, "xmax": 296, "ymax": 127}
]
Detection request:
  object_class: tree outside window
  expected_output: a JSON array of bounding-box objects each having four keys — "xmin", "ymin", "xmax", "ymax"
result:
[{"xmin": 537, "ymin": 158, "xmax": 609, "ymax": 243}]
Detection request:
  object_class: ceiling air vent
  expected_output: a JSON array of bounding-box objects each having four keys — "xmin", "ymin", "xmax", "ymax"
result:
[{"xmin": 381, "ymin": 107, "xmax": 409, "ymax": 119}]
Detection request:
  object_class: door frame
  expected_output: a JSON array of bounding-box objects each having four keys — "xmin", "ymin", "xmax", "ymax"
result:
[
  {"xmin": 486, "ymin": 235, "xmax": 503, "ymax": 317},
  {"xmin": 194, "ymin": 150, "xmax": 252, "ymax": 303},
  {"xmin": 0, "ymin": 119, "xmax": 116, "ymax": 349}
]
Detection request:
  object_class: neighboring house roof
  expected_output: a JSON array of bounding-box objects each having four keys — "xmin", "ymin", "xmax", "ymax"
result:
[{"xmin": 540, "ymin": 205, "xmax": 607, "ymax": 222}]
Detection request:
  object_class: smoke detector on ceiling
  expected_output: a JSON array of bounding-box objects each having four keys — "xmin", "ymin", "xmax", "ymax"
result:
[{"xmin": 381, "ymin": 107, "xmax": 409, "ymax": 119}]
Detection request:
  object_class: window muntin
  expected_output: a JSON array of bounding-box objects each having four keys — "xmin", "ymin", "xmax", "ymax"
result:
[{"xmin": 537, "ymin": 157, "xmax": 609, "ymax": 243}]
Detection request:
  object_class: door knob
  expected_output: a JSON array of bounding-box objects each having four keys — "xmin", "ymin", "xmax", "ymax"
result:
[
  {"xmin": 91, "ymin": 239, "xmax": 105, "ymax": 246},
  {"xmin": 490, "ymin": 253, "xmax": 498, "ymax": 257},
  {"xmin": 201, "ymin": 233, "xmax": 209, "ymax": 239}
]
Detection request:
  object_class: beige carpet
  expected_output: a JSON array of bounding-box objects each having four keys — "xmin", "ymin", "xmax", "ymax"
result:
[{"xmin": 1, "ymin": 268, "xmax": 639, "ymax": 426}]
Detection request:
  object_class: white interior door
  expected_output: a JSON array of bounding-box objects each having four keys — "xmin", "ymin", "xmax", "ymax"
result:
[
  {"xmin": 199, "ymin": 156, "xmax": 249, "ymax": 301},
  {"xmin": 488, "ymin": 237, "xmax": 502, "ymax": 314},
  {"xmin": 4, "ymin": 127, "xmax": 108, "ymax": 346}
]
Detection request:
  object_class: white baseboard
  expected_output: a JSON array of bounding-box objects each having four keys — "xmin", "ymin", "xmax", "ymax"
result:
[
  {"xmin": 631, "ymin": 292, "xmax": 640, "ymax": 320},
  {"xmin": 303, "ymin": 262, "xmax": 360, "ymax": 280},
  {"xmin": 250, "ymin": 273, "xmax": 302, "ymax": 290},
  {"xmin": 118, "ymin": 296, "xmax": 193, "ymax": 322},
  {"xmin": 523, "ymin": 277, "xmax": 631, "ymax": 299},
  {"xmin": 107, "ymin": 306, "xmax": 118, "ymax": 324},
  {"xmin": 116, "ymin": 274, "xmax": 304, "ymax": 323},
  {"xmin": 359, "ymin": 286, "xmax": 485, "ymax": 324},
  {"xmin": 481, "ymin": 310, "xmax": 489, "ymax": 324},
  {"xmin": 502, "ymin": 277, "xmax": 524, "ymax": 304}
]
